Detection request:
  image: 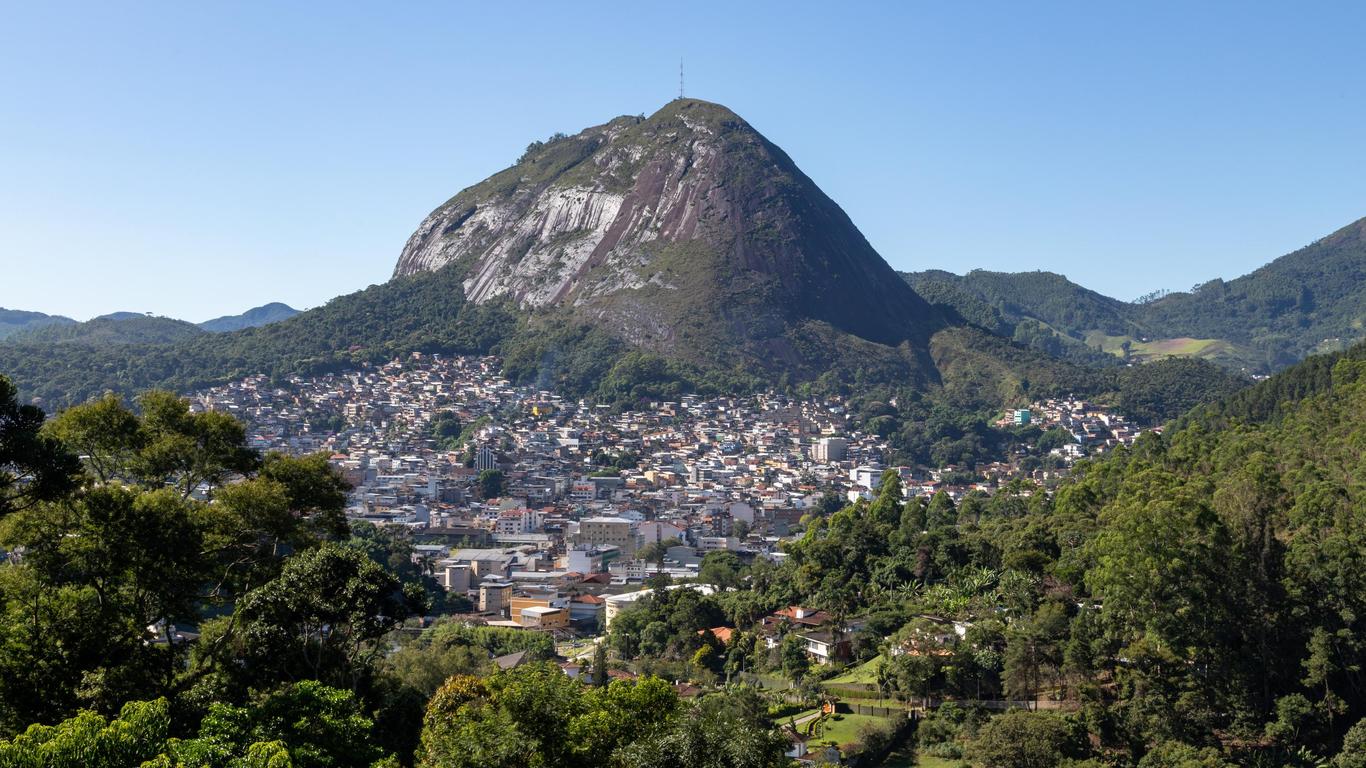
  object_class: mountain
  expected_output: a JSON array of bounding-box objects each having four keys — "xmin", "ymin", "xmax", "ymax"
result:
[
  {"xmin": 198, "ymin": 303, "xmax": 300, "ymax": 333},
  {"xmin": 0, "ymin": 100, "xmax": 1128, "ymax": 410},
  {"xmin": 394, "ymin": 99, "xmax": 944, "ymax": 381},
  {"xmin": 906, "ymin": 269, "xmax": 1138, "ymax": 369},
  {"xmin": 907, "ymin": 217, "xmax": 1366, "ymax": 375},
  {"xmin": 7, "ymin": 314, "xmax": 205, "ymax": 346},
  {"xmin": 1141, "ymin": 216, "xmax": 1366, "ymax": 366},
  {"xmin": 0, "ymin": 308, "xmax": 75, "ymax": 341}
]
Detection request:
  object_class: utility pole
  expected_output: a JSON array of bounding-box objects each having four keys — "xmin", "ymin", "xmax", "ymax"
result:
[{"xmin": 679, "ymin": 58, "xmax": 684, "ymax": 99}]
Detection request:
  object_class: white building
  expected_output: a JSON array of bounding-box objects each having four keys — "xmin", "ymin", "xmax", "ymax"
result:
[{"xmin": 811, "ymin": 437, "xmax": 848, "ymax": 463}]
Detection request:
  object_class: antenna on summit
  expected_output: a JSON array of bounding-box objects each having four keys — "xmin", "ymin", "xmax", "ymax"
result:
[{"xmin": 679, "ymin": 58, "xmax": 685, "ymax": 100}]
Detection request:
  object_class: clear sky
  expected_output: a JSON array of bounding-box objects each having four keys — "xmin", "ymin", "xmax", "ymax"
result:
[{"xmin": 3, "ymin": 2, "xmax": 1365, "ymax": 321}]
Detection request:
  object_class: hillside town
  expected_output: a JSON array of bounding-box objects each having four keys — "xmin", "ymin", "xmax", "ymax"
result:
[{"xmin": 188, "ymin": 353, "xmax": 1147, "ymax": 640}]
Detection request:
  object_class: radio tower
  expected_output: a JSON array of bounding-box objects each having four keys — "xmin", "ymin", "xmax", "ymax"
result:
[{"xmin": 679, "ymin": 58, "xmax": 684, "ymax": 100}]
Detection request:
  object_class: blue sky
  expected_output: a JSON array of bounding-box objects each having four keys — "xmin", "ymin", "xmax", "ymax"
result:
[{"xmin": 2, "ymin": 2, "xmax": 1364, "ymax": 321}]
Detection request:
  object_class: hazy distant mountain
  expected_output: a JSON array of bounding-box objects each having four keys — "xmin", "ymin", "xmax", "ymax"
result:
[
  {"xmin": 0, "ymin": 308, "xmax": 75, "ymax": 340},
  {"xmin": 198, "ymin": 302, "xmax": 300, "ymax": 333},
  {"xmin": 8, "ymin": 314, "xmax": 204, "ymax": 346}
]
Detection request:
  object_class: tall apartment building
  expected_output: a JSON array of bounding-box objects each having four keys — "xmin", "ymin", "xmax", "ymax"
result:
[
  {"xmin": 575, "ymin": 516, "xmax": 638, "ymax": 558},
  {"xmin": 811, "ymin": 437, "xmax": 848, "ymax": 463},
  {"xmin": 479, "ymin": 581, "xmax": 513, "ymax": 617}
]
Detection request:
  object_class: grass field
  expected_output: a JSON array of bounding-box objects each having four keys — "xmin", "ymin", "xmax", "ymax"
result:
[
  {"xmin": 812, "ymin": 712, "xmax": 900, "ymax": 748},
  {"xmin": 1082, "ymin": 330, "xmax": 1249, "ymax": 364},
  {"xmin": 825, "ymin": 657, "xmax": 882, "ymax": 685},
  {"xmin": 914, "ymin": 756, "xmax": 962, "ymax": 768},
  {"xmin": 876, "ymin": 746, "xmax": 962, "ymax": 768}
]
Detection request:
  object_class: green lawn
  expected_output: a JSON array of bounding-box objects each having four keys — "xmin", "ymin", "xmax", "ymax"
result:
[
  {"xmin": 825, "ymin": 657, "xmax": 882, "ymax": 685},
  {"xmin": 1081, "ymin": 330, "xmax": 1246, "ymax": 364},
  {"xmin": 812, "ymin": 712, "xmax": 900, "ymax": 748},
  {"xmin": 914, "ymin": 756, "xmax": 961, "ymax": 768},
  {"xmin": 750, "ymin": 673, "xmax": 790, "ymax": 690},
  {"xmin": 875, "ymin": 746, "xmax": 961, "ymax": 768}
]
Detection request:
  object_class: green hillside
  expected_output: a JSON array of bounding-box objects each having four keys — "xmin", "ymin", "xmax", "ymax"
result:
[
  {"xmin": 7, "ymin": 314, "xmax": 205, "ymax": 346},
  {"xmin": 0, "ymin": 308, "xmax": 74, "ymax": 340},
  {"xmin": 906, "ymin": 216, "xmax": 1366, "ymax": 375}
]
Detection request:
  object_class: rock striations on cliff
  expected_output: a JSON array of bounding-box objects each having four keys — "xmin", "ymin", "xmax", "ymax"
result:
[{"xmin": 394, "ymin": 99, "xmax": 945, "ymax": 381}]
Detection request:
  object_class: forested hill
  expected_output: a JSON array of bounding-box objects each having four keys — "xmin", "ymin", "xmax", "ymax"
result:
[
  {"xmin": 197, "ymin": 302, "xmax": 301, "ymax": 332},
  {"xmin": 0, "ymin": 308, "xmax": 74, "ymax": 340},
  {"xmin": 1143, "ymin": 215, "xmax": 1366, "ymax": 366},
  {"xmin": 8, "ymin": 314, "xmax": 206, "ymax": 345},
  {"xmin": 1182, "ymin": 336, "xmax": 1366, "ymax": 429},
  {"xmin": 0, "ymin": 257, "xmax": 1109, "ymax": 419},
  {"xmin": 1023, "ymin": 343, "xmax": 1366, "ymax": 761},
  {"xmin": 905, "ymin": 214, "xmax": 1366, "ymax": 374}
]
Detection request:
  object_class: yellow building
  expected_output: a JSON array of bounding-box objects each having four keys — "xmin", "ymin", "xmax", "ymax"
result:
[{"xmin": 519, "ymin": 606, "xmax": 569, "ymax": 630}]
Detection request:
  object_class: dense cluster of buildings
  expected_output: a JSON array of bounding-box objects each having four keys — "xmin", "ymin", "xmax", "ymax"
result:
[
  {"xmin": 192, "ymin": 354, "xmax": 1144, "ymax": 638},
  {"xmin": 1002, "ymin": 397, "xmax": 1145, "ymax": 460}
]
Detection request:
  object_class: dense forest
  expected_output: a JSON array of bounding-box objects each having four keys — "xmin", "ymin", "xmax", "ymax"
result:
[
  {"xmin": 0, "ymin": 308, "xmax": 75, "ymax": 340},
  {"xmin": 596, "ymin": 346, "xmax": 1366, "ymax": 766},
  {"xmin": 8, "ymin": 314, "xmax": 207, "ymax": 345}
]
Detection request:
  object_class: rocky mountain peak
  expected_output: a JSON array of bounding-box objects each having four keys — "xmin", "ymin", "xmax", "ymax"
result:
[{"xmin": 394, "ymin": 99, "xmax": 941, "ymax": 371}]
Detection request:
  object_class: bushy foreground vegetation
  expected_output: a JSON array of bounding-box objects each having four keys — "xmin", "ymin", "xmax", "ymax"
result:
[
  {"xmin": 575, "ymin": 351, "xmax": 1366, "ymax": 765},
  {"xmin": 0, "ymin": 376, "xmax": 792, "ymax": 767}
]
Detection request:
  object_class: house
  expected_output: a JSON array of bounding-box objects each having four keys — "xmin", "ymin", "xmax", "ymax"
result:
[
  {"xmin": 699, "ymin": 626, "xmax": 734, "ymax": 645},
  {"xmin": 519, "ymin": 605, "xmax": 569, "ymax": 630},
  {"xmin": 783, "ymin": 727, "xmax": 808, "ymax": 760},
  {"xmin": 575, "ymin": 516, "xmax": 638, "ymax": 557},
  {"xmin": 570, "ymin": 594, "xmax": 605, "ymax": 627},
  {"xmin": 797, "ymin": 630, "xmax": 850, "ymax": 664},
  {"xmin": 492, "ymin": 650, "xmax": 529, "ymax": 671}
]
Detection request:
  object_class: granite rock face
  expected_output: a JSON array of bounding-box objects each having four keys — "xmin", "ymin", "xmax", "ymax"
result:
[{"xmin": 395, "ymin": 99, "xmax": 942, "ymax": 372}]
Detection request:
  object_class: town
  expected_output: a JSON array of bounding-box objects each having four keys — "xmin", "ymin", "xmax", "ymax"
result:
[{"xmin": 191, "ymin": 353, "xmax": 1147, "ymax": 639}]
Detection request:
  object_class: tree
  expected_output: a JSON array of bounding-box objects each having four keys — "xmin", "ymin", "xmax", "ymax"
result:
[
  {"xmin": 968, "ymin": 710, "xmax": 1076, "ymax": 768},
  {"xmin": 197, "ymin": 543, "xmax": 425, "ymax": 695},
  {"xmin": 135, "ymin": 391, "xmax": 259, "ymax": 497},
  {"xmin": 1136, "ymin": 741, "xmax": 1236, "ymax": 768},
  {"xmin": 637, "ymin": 538, "xmax": 681, "ymax": 572},
  {"xmin": 1335, "ymin": 717, "xmax": 1366, "ymax": 768},
  {"xmin": 1037, "ymin": 427, "xmax": 1073, "ymax": 455},
  {"xmin": 170, "ymin": 681, "xmax": 386, "ymax": 768},
  {"xmin": 592, "ymin": 642, "xmax": 609, "ymax": 688},
  {"xmin": 417, "ymin": 664, "xmax": 681, "ymax": 768},
  {"xmin": 1003, "ymin": 600, "xmax": 1070, "ymax": 702},
  {"xmin": 0, "ymin": 484, "xmax": 207, "ymax": 728},
  {"xmin": 0, "ymin": 375, "xmax": 80, "ymax": 517},
  {"xmin": 815, "ymin": 490, "xmax": 844, "ymax": 517},
  {"xmin": 40, "ymin": 391, "xmax": 138, "ymax": 485},
  {"xmin": 926, "ymin": 490, "xmax": 957, "ymax": 531},
  {"xmin": 477, "ymin": 469, "xmax": 505, "ymax": 500},
  {"xmin": 780, "ymin": 634, "xmax": 810, "ymax": 685},
  {"xmin": 698, "ymin": 551, "xmax": 743, "ymax": 590},
  {"xmin": 0, "ymin": 698, "xmax": 171, "ymax": 768},
  {"xmin": 430, "ymin": 411, "xmax": 462, "ymax": 447},
  {"xmin": 614, "ymin": 688, "xmax": 790, "ymax": 768},
  {"xmin": 886, "ymin": 650, "xmax": 938, "ymax": 705}
]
